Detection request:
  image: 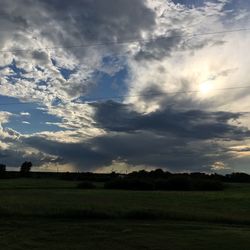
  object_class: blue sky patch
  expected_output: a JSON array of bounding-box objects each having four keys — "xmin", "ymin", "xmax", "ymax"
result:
[
  {"xmin": 79, "ymin": 61, "xmax": 129, "ymax": 103},
  {"xmin": 0, "ymin": 95, "xmax": 64, "ymax": 134},
  {"xmin": 3, "ymin": 60, "xmax": 34, "ymax": 84},
  {"xmin": 59, "ymin": 67, "xmax": 77, "ymax": 80},
  {"xmin": 51, "ymin": 58, "xmax": 77, "ymax": 80}
]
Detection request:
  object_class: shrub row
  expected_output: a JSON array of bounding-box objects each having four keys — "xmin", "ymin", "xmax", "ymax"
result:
[{"xmin": 104, "ymin": 176, "xmax": 224, "ymax": 191}]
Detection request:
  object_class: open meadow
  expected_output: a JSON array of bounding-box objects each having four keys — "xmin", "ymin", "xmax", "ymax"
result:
[{"xmin": 1, "ymin": 179, "xmax": 250, "ymax": 249}]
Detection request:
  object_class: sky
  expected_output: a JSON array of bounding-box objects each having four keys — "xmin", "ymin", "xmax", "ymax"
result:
[{"xmin": 1, "ymin": 0, "xmax": 250, "ymax": 173}]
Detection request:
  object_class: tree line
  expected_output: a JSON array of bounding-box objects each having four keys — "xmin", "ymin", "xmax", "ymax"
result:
[
  {"xmin": 0, "ymin": 161, "xmax": 32, "ymax": 177},
  {"xmin": 1, "ymin": 163, "xmax": 250, "ymax": 190}
]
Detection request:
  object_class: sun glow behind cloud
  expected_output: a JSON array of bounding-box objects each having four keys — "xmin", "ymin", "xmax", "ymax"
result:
[{"xmin": 199, "ymin": 80, "xmax": 214, "ymax": 95}]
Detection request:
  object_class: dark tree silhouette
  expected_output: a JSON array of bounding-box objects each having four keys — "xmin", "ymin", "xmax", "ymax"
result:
[
  {"xmin": 0, "ymin": 164, "xmax": 6, "ymax": 173},
  {"xmin": 0, "ymin": 164, "xmax": 6, "ymax": 178},
  {"xmin": 20, "ymin": 161, "xmax": 32, "ymax": 176}
]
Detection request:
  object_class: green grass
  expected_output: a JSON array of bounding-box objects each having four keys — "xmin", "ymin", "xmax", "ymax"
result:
[
  {"xmin": 0, "ymin": 178, "xmax": 77, "ymax": 189},
  {"xmin": 0, "ymin": 180, "xmax": 250, "ymax": 224},
  {"xmin": 2, "ymin": 219, "xmax": 250, "ymax": 250},
  {"xmin": 1, "ymin": 179, "xmax": 250, "ymax": 249}
]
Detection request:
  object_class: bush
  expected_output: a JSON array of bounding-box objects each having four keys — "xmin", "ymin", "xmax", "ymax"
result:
[
  {"xmin": 192, "ymin": 179, "xmax": 224, "ymax": 191},
  {"xmin": 104, "ymin": 175, "xmax": 224, "ymax": 191},
  {"xmin": 155, "ymin": 177, "xmax": 224, "ymax": 191},
  {"xmin": 164, "ymin": 176, "xmax": 192, "ymax": 191},
  {"xmin": 154, "ymin": 179, "xmax": 170, "ymax": 190},
  {"xmin": 225, "ymin": 173, "xmax": 250, "ymax": 183},
  {"xmin": 104, "ymin": 178, "xmax": 154, "ymax": 191},
  {"xmin": 77, "ymin": 181, "xmax": 96, "ymax": 189}
]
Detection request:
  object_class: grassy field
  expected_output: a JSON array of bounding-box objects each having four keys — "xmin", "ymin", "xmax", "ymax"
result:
[{"xmin": 1, "ymin": 179, "xmax": 250, "ymax": 249}]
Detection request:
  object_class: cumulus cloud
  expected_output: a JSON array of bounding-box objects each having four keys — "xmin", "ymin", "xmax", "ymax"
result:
[
  {"xmin": 15, "ymin": 100, "xmax": 248, "ymax": 172},
  {"xmin": 20, "ymin": 112, "xmax": 30, "ymax": 116},
  {"xmin": 211, "ymin": 161, "xmax": 230, "ymax": 171},
  {"xmin": 0, "ymin": 111, "xmax": 12, "ymax": 125},
  {"xmin": 92, "ymin": 101, "xmax": 249, "ymax": 140}
]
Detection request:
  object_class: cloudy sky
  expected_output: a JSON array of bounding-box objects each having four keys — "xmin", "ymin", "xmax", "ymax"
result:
[{"xmin": 0, "ymin": 0, "xmax": 250, "ymax": 173}]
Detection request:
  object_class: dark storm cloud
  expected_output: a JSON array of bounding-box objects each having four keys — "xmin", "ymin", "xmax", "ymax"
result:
[
  {"xmin": 22, "ymin": 136, "xmax": 112, "ymax": 168},
  {"xmin": 91, "ymin": 132, "xmax": 232, "ymax": 171},
  {"xmin": 92, "ymin": 101, "xmax": 249, "ymax": 140},
  {"xmin": 0, "ymin": 145, "xmax": 56, "ymax": 168},
  {"xmin": 19, "ymin": 101, "xmax": 250, "ymax": 172},
  {"xmin": 21, "ymin": 128, "xmax": 233, "ymax": 172}
]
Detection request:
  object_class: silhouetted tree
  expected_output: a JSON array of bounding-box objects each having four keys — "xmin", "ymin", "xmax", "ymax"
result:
[
  {"xmin": 225, "ymin": 173, "xmax": 250, "ymax": 183},
  {"xmin": 0, "ymin": 164, "xmax": 6, "ymax": 173},
  {"xmin": 0, "ymin": 164, "xmax": 6, "ymax": 178},
  {"xmin": 20, "ymin": 161, "xmax": 32, "ymax": 176},
  {"xmin": 149, "ymin": 169, "xmax": 167, "ymax": 178}
]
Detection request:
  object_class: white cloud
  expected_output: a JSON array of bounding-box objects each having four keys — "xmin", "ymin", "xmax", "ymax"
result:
[
  {"xmin": 0, "ymin": 111, "xmax": 12, "ymax": 125},
  {"xmin": 211, "ymin": 161, "xmax": 230, "ymax": 171},
  {"xmin": 20, "ymin": 112, "xmax": 30, "ymax": 116}
]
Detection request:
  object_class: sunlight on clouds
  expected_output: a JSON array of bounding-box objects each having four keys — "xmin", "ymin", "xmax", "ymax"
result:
[
  {"xmin": 35, "ymin": 162, "xmax": 76, "ymax": 173},
  {"xmin": 230, "ymin": 145, "xmax": 250, "ymax": 157},
  {"xmin": 35, "ymin": 127, "xmax": 105, "ymax": 143},
  {"xmin": 211, "ymin": 161, "xmax": 230, "ymax": 171},
  {"xmin": 0, "ymin": 141, "xmax": 9, "ymax": 150},
  {"xmin": 199, "ymin": 80, "xmax": 214, "ymax": 96},
  {"xmin": 0, "ymin": 111, "xmax": 12, "ymax": 125},
  {"xmin": 94, "ymin": 160, "xmax": 157, "ymax": 174}
]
